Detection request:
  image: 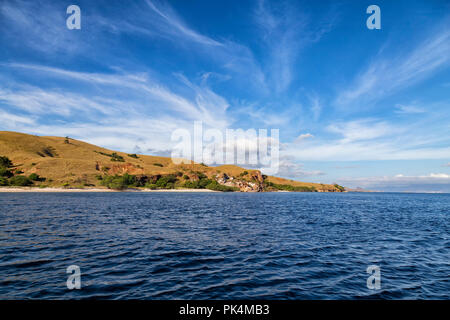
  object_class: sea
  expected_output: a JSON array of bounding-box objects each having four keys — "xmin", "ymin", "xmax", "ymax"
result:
[{"xmin": 0, "ymin": 192, "xmax": 448, "ymax": 299}]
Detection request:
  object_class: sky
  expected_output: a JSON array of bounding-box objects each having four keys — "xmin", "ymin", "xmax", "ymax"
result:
[{"xmin": 0, "ymin": 0, "xmax": 449, "ymax": 192}]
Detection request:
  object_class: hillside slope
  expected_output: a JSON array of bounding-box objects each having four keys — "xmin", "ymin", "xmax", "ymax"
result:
[{"xmin": 0, "ymin": 131, "xmax": 343, "ymax": 192}]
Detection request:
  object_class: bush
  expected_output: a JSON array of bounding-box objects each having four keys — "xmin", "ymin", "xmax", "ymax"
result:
[
  {"xmin": 0, "ymin": 167, "xmax": 13, "ymax": 178},
  {"xmin": 0, "ymin": 156, "xmax": 13, "ymax": 168},
  {"xmin": 100, "ymin": 173, "xmax": 137, "ymax": 190},
  {"xmin": 265, "ymin": 181, "xmax": 316, "ymax": 192},
  {"xmin": 334, "ymin": 184, "xmax": 345, "ymax": 192},
  {"xmin": 205, "ymin": 180, "xmax": 238, "ymax": 192},
  {"xmin": 155, "ymin": 175, "xmax": 177, "ymax": 188},
  {"xmin": 28, "ymin": 173, "xmax": 45, "ymax": 181},
  {"xmin": 127, "ymin": 154, "xmax": 139, "ymax": 159},
  {"xmin": 183, "ymin": 175, "xmax": 190, "ymax": 180},
  {"xmin": 9, "ymin": 175, "xmax": 33, "ymax": 186},
  {"xmin": 145, "ymin": 183, "xmax": 158, "ymax": 190},
  {"xmin": 0, "ymin": 177, "xmax": 9, "ymax": 186},
  {"xmin": 110, "ymin": 152, "xmax": 125, "ymax": 162},
  {"xmin": 239, "ymin": 171, "xmax": 248, "ymax": 177},
  {"xmin": 153, "ymin": 163, "xmax": 163, "ymax": 167}
]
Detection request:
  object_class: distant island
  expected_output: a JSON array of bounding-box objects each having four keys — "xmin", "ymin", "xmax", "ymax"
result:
[{"xmin": 0, "ymin": 131, "xmax": 345, "ymax": 192}]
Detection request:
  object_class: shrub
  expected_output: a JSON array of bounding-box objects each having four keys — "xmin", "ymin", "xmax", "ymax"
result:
[
  {"xmin": 334, "ymin": 184, "xmax": 345, "ymax": 192},
  {"xmin": 110, "ymin": 152, "xmax": 125, "ymax": 162},
  {"xmin": 153, "ymin": 163, "xmax": 163, "ymax": 167},
  {"xmin": 175, "ymin": 171, "xmax": 183, "ymax": 177},
  {"xmin": 0, "ymin": 177, "xmax": 9, "ymax": 186},
  {"xmin": 100, "ymin": 174, "xmax": 140, "ymax": 190},
  {"xmin": 239, "ymin": 171, "xmax": 248, "ymax": 177},
  {"xmin": 0, "ymin": 156, "xmax": 12, "ymax": 168},
  {"xmin": 165, "ymin": 182, "xmax": 175, "ymax": 189},
  {"xmin": 9, "ymin": 176, "xmax": 33, "ymax": 186},
  {"xmin": 205, "ymin": 180, "xmax": 238, "ymax": 192},
  {"xmin": 183, "ymin": 175, "xmax": 189, "ymax": 180},
  {"xmin": 155, "ymin": 175, "xmax": 177, "ymax": 188},
  {"xmin": 196, "ymin": 172, "xmax": 207, "ymax": 180},
  {"xmin": 0, "ymin": 167, "xmax": 13, "ymax": 178},
  {"xmin": 128, "ymin": 154, "xmax": 139, "ymax": 159},
  {"xmin": 28, "ymin": 173, "xmax": 44, "ymax": 181},
  {"xmin": 265, "ymin": 181, "xmax": 316, "ymax": 192},
  {"xmin": 145, "ymin": 183, "xmax": 158, "ymax": 190}
]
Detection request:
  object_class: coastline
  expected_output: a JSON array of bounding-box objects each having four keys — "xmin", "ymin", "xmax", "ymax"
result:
[{"xmin": 0, "ymin": 187, "xmax": 219, "ymax": 193}]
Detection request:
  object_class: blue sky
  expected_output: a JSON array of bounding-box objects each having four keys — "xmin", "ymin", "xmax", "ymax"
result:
[{"xmin": 0, "ymin": 0, "xmax": 449, "ymax": 192}]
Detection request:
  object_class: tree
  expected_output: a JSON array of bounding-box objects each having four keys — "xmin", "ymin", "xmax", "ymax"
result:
[
  {"xmin": 0, "ymin": 156, "xmax": 13, "ymax": 168},
  {"xmin": 9, "ymin": 176, "xmax": 33, "ymax": 186}
]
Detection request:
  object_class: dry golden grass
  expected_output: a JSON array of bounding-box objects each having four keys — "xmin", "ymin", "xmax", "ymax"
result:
[{"xmin": 0, "ymin": 131, "xmax": 340, "ymax": 191}]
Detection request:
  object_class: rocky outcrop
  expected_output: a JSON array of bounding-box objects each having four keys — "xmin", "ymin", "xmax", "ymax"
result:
[
  {"xmin": 102, "ymin": 163, "xmax": 144, "ymax": 175},
  {"xmin": 216, "ymin": 171, "xmax": 264, "ymax": 192}
]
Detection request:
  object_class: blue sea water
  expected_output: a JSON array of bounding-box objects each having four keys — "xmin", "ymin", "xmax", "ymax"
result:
[{"xmin": 0, "ymin": 192, "xmax": 448, "ymax": 299}]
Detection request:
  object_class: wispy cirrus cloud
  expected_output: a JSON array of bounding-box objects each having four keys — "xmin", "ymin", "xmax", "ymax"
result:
[
  {"xmin": 0, "ymin": 63, "xmax": 233, "ymax": 153},
  {"xmin": 336, "ymin": 26, "xmax": 450, "ymax": 108},
  {"xmin": 254, "ymin": 0, "xmax": 337, "ymax": 93},
  {"xmin": 285, "ymin": 117, "xmax": 450, "ymax": 161},
  {"xmin": 143, "ymin": 0, "xmax": 223, "ymax": 47},
  {"xmin": 394, "ymin": 103, "xmax": 425, "ymax": 114}
]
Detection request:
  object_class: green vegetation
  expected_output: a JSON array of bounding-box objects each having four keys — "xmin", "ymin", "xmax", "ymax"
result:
[
  {"xmin": 28, "ymin": 173, "xmax": 45, "ymax": 182},
  {"xmin": 9, "ymin": 175, "xmax": 33, "ymax": 186},
  {"xmin": 100, "ymin": 173, "xmax": 141, "ymax": 190},
  {"xmin": 265, "ymin": 181, "xmax": 316, "ymax": 192},
  {"xmin": 205, "ymin": 180, "xmax": 238, "ymax": 192},
  {"xmin": 110, "ymin": 152, "xmax": 125, "ymax": 162},
  {"xmin": 128, "ymin": 154, "xmax": 139, "ymax": 159},
  {"xmin": 155, "ymin": 175, "xmax": 177, "ymax": 189},
  {"xmin": 0, "ymin": 155, "xmax": 49, "ymax": 187},
  {"xmin": 334, "ymin": 184, "xmax": 345, "ymax": 192},
  {"xmin": 183, "ymin": 176, "xmax": 237, "ymax": 192},
  {"xmin": 0, "ymin": 156, "xmax": 13, "ymax": 168},
  {"xmin": 0, "ymin": 167, "xmax": 13, "ymax": 178},
  {"xmin": 239, "ymin": 171, "xmax": 248, "ymax": 177},
  {"xmin": 94, "ymin": 151, "xmax": 125, "ymax": 162},
  {"xmin": 0, "ymin": 177, "xmax": 9, "ymax": 186}
]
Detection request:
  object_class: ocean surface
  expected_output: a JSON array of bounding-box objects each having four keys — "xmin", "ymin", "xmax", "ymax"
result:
[{"xmin": 0, "ymin": 192, "xmax": 448, "ymax": 299}]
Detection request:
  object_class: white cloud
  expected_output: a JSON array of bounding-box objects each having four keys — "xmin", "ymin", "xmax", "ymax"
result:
[
  {"xmin": 338, "ymin": 173, "xmax": 450, "ymax": 192},
  {"xmin": 0, "ymin": 63, "xmax": 234, "ymax": 154},
  {"xmin": 294, "ymin": 133, "xmax": 314, "ymax": 143},
  {"xmin": 276, "ymin": 156, "xmax": 324, "ymax": 178},
  {"xmin": 0, "ymin": 110, "xmax": 35, "ymax": 127},
  {"xmin": 326, "ymin": 119, "xmax": 396, "ymax": 143},
  {"xmin": 143, "ymin": 0, "xmax": 223, "ymax": 47},
  {"xmin": 395, "ymin": 104, "xmax": 425, "ymax": 114}
]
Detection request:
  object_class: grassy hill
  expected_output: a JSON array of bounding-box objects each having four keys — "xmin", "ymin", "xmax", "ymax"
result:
[{"xmin": 0, "ymin": 131, "xmax": 343, "ymax": 192}]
